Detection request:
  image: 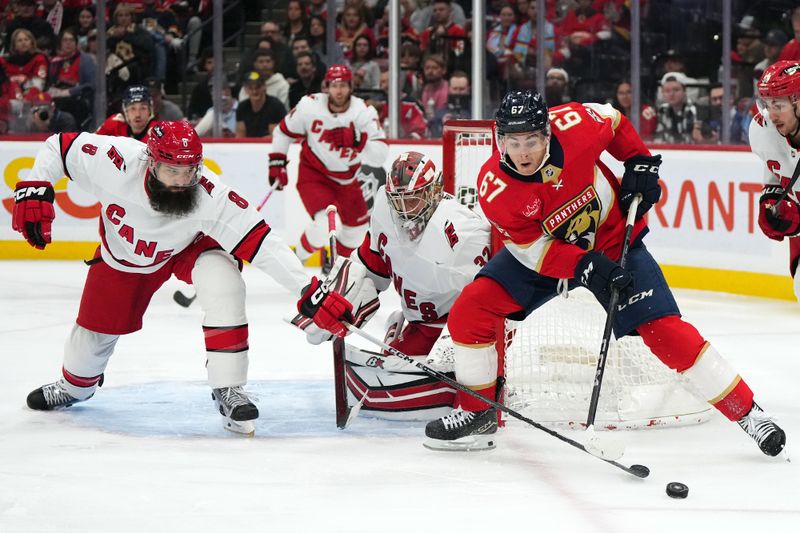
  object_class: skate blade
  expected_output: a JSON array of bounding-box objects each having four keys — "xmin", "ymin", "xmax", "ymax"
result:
[
  {"xmin": 423, "ymin": 434, "xmax": 496, "ymax": 452},
  {"xmin": 223, "ymin": 418, "xmax": 255, "ymax": 437}
]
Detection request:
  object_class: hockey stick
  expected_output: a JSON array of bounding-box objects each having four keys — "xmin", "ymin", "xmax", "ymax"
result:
[
  {"xmin": 346, "ymin": 323, "xmax": 650, "ymax": 479},
  {"xmin": 584, "ymin": 195, "xmax": 641, "ymax": 461},
  {"xmin": 174, "ymin": 185, "xmax": 281, "ymax": 309},
  {"xmin": 327, "ymin": 204, "xmax": 352, "ymax": 429},
  {"xmin": 770, "ymin": 156, "xmax": 800, "ymax": 216},
  {"xmin": 257, "ymin": 182, "xmax": 280, "ymax": 212}
]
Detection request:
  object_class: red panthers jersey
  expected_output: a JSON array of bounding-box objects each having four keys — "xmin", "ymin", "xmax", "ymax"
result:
[
  {"xmin": 96, "ymin": 113, "xmax": 156, "ymax": 142},
  {"xmin": 477, "ymin": 102, "xmax": 650, "ymax": 279}
]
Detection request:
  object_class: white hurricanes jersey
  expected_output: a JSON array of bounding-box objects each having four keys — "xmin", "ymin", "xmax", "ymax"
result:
[
  {"xmin": 353, "ymin": 190, "xmax": 492, "ymax": 326},
  {"xmin": 749, "ymin": 110, "xmax": 800, "ymax": 193},
  {"xmin": 29, "ymin": 132, "xmax": 309, "ymax": 294},
  {"xmin": 271, "ymin": 93, "xmax": 388, "ymax": 183}
]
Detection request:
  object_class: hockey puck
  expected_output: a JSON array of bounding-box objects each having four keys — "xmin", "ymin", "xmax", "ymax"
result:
[{"xmin": 666, "ymin": 482, "xmax": 689, "ymax": 499}]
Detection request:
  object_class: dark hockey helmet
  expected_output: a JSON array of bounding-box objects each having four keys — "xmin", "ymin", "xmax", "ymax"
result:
[
  {"xmin": 147, "ymin": 121, "xmax": 203, "ymax": 187},
  {"xmin": 122, "ymin": 84, "xmax": 152, "ymax": 109},
  {"xmin": 386, "ymin": 151, "xmax": 443, "ymax": 240},
  {"xmin": 495, "ymin": 89, "xmax": 550, "ymax": 136}
]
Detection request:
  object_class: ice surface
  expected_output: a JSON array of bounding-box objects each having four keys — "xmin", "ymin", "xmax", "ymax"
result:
[{"xmin": 1, "ymin": 261, "xmax": 798, "ymax": 532}]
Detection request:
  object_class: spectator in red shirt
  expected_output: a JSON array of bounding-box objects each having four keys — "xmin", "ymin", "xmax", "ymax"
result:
[
  {"xmin": 611, "ymin": 79, "xmax": 657, "ymax": 142},
  {"xmin": 336, "ymin": 5, "xmax": 376, "ymax": 61},
  {"xmin": 374, "ymin": 69, "xmax": 426, "ymax": 139},
  {"xmin": 557, "ymin": 0, "xmax": 610, "ymax": 71},
  {"xmin": 778, "ymin": 7, "xmax": 800, "ymax": 62},
  {"xmin": 419, "ymin": 0, "xmax": 467, "ymax": 57},
  {"xmin": 2, "ymin": 28, "xmax": 48, "ymax": 98}
]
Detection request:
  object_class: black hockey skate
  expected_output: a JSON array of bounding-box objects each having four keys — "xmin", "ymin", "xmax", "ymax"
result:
[
  {"xmin": 424, "ymin": 407, "xmax": 497, "ymax": 451},
  {"xmin": 737, "ymin": 402, "xmax": 786, "ymax": 457},
  {"xmin": 27, "ymin": 380, "xmax": 90, "ymax": 410},
  {"xmin": 212, "ymin": 386, "xmax": 259, "ymax": 436}
]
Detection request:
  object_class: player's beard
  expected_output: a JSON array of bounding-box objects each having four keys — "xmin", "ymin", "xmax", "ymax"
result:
[{"xmin": 146, "ymin": 173, "xmax": 200, "ymax": 217}]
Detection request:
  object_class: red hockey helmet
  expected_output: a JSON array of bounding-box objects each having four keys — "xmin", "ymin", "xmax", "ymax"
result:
[
  {"xmin": 757, "ymin": 61, "xmax": 800, "ymax": 101},
  {"xmin": 386, "ymin": 151, "xmax": 443, "ymax": 240},
  {"xmin": 147, "ymin": 121, "xmax": 203, "ymax": 187},
  {"xmin": 325, "ymin": 64, "xmax": 353, "ymax": 85}
]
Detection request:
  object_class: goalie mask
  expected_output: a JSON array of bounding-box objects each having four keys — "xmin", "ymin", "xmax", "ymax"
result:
[{"xmin": 386, "ymin": 151, "xmax": 443, "ymax": 241}]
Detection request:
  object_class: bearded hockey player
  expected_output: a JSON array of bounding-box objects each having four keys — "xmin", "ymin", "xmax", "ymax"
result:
[
  {"xmin": 421, "ymin": 90, "xmax": 786, "ymax": 456},
  {"xmin": 268, "ymin": 64, "xmax": 388, "ymax": 264},
  {"xmin": 13, "ymin": 121, "xmax": 357, "ymax": 435}
]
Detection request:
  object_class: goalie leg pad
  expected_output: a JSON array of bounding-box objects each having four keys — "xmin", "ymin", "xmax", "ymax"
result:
[
  {"xmin": 193, "ymin": 250, "xmax": 249, "ymax": 388},
  {"xmin": 337, "ymin": 222, "xmax": 368, "ymax": 255},
  {"xmin": 61, "ymin": 324, "xmax": 119, "ymax": 400},
  {"xmin": 344, "ymin": 344, "xmax": 455, "ymax": 421}
]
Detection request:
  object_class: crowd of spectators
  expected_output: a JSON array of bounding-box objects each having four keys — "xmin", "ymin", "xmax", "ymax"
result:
[{"xmin": 2, "ymin": 0, "xmax": 800, "ymax": 145}]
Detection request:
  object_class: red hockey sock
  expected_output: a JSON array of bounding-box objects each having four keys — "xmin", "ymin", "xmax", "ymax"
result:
[
  {"xmin": 456, "ymin": 383, "xmax": 496, "ymax": 411},
  {"xmin": 712, "ymin": 378, "xmax": 754, "ymax": 421}
]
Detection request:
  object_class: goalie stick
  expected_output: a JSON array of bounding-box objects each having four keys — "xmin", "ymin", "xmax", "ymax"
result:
[
  {"xmin": 327, "ymin": 205, "xmax": 352, "ymax": 429},
  {"xmin": 583, "ymin": 194, "xmax": 641, "ymax": 461},
  {"xmin": 346, "ymin": 323, "xmax": 651, "ymax": 479}
]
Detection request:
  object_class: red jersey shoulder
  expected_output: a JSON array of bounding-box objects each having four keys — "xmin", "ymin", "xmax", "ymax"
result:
[
  {"xmin": 549, "ymin": 102, "xmax": 614, "ymax": 157},
  {"xmin": 753, "ymin": 110, "xmax": 766, "ymax": 127}
]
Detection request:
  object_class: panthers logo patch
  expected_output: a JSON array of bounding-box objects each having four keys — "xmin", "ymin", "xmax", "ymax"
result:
[{"xmin": 542, "ymin": 185, "xmax": 601, "ymax": 250}]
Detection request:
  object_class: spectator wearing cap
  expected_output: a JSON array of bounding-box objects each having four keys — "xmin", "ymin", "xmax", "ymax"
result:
[
  {"xmin": 3, "ymin": 0, "xmax": 56, "ymax": 53},
  {"xmin": 544, "ymin": 67, "xmax": 570, "ymax": 107},
  {"xmin": 654, "ymin": 72, "xmax": 698, "ymax": 144},
  {"xmin": 236, "ymin": 71, "xmax": 287, "ymax": 138},
  {"xmin": 26, "ymin": 91, "xmax": 77, "ymax": 133},
  {"xmin": 655, "ymin": 50, "xmax": 700, "ymax": 105},
  {"xmin": 238, "ymin": 49, "xmax": 290, "ymax": 112},
  {"xmin": 731, "ymin": 20, "xmax": 764, "ymax": 99},
  {"xmin": 778, "ymin": 7, "xmax": 800, "ymax": 61},
  {"xmin": 289, "ymin": 51, "xmax": 322, "ymax": 108},
  {"xmin": 145, "ymin": 78, "xmax": 184, "ymax": 121},
  {"xmin": 194, "ymin": 82, "xmax": 237, "ymax": 137},
  {"xmin": 755, "ymin": 29, "xmax": 790, "ymax": 89}
]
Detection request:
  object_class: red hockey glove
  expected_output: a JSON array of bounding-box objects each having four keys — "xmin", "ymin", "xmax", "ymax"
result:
[
  {"xmin": 12, "ymin": 180, "xmax": 55, "ymax": 250},
  {"xmin": 297, "ymin": 276, "xmax": 354, "ymax": 338},
  {"xmin": 321, "ymin": 122, "xmax": 366, "ymax": 151},
  {"xmin": 758, "ymin": 185, "xmax": 800, "ymax": 241},
  {"xmin": 268, "ymin": 153, "xmax": 288, "ymax": 190}
]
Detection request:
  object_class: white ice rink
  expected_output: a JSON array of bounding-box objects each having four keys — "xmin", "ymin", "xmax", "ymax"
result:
[{"xmin": 1, "ymin": 260, "xmax": 799, "ymax": 533}]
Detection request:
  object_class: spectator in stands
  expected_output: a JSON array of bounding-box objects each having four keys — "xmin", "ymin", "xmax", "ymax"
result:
[
  {"xmin": 557, "ymin": 0, "xmax": 611, "ymax": 76},
  {"xmin": 47, "ymin": 27, "xmax": 96, "ymax": 129},
  {"xmin": 692, "ymin": 83, "xmax": 725, "ymax": 144},
  {"xmin": 509, "ymin": 0, "xmax": 554, "ymax": 85},
  {"xmin": 419, "ymin": 0, "xmax": 467, "ymax": 60},
  {"xmin": 187, "ymin": 48, "xmax": 214, "ymax": 120},
  {"xmin": 654, "ymin": 72, "xmax": 697, "ymax": 144},
  {"xmin": 260, "ymin": 20, "xmax": 295, "ymax": 77},
  {"xmin": 730, "ymin": 95, "xmax": 754, "ymax": 145},
  {"xmin": 399, "ymin": 42, "xmax": 424, "ymax": 99},
  {"xmin": 754, "ymin": 29, "xmax": 788, "ymax": 89},
  {"xmin": 194, "ymin": 82, "xmax": 237, "ymax": 138},
  {"xmin": 544, "ymin": 67, "xmax": 570, "ymax": 107},
  {"xmin": 778, "ymin": 7, "xmax": 800, "ymax": 61},
  {"xmin": 169, "ymin": 1, "xmax": 203, "ymax": 71},
  {"xmin": 290, "ymin": 35, "xmax": 325, "ymax": 76},
  {"xmin": 284, "ymin": 0, "xmax": 309, "ymax": 46},
  {"xmin": 139, "ymin": 0, "xmax": 177, "ymax": 82},
  {"xmin": 309, "ymin": 15, "xmax": 346, "ymax": 69},
  {"xmin": 410, "ymin": 0, "xmax": 466, "ymax": 34},
  {"xmin": 420, "ymin": 53, "xmax": 448, "ymax": 132},
  {"xmin": 238, "ymin": 50, "xmax": 290, "ymax": 112},
  {"xmin": 4, "ymin": 0, "xmax": 56, "ymax": 53},
  {"xmin": 0, "ymin": 62, "xmax": 22, "ymax": 134},
  {"xmin": 655, "ymin": 50, "xmax": 700, "ymax": 104},
  {"xmin": 610, "ymin": 79, "xmax": 657, "ymax": 142},
  {"xmin": 337, "ymin": 5, "xmax": 377, "ymax": 61},
  {"xmin": 106, "ymin": 3, "xmax": 156, "ymax": 92},
  {"xmin": 42, "ymin": 0, "xmax": 65, "ymax": 39},
  {"xmin": 26, "ymin": 91, "xmax": 76, "ymax": 133},
  {"xmin": 486, "ymin": 3, "xmax": 517, "ymax": 79},
  {"xmin": 146, "ymin": 78, "xmax": 184, "ymax": 121},
  {"xmin": 2, "ymin": 28, "xmax": 48, "ymax": 99},
  {"xmin": 438, "ymin": 70, "xmax": 471, "ymax": 126},
  {"xmin": 75, "ymin": 6, "xmax": 95, "ymax": 52},
  {"xmin": 731, "ymin": 24, "xmax": 764, "ymax": 99},
  {"xmin": 308, "ymin": 0, "xmax": 328, "ymax": 18},
  {"xmin": 235, "ymin": 70, "xmax": 287, "ymax": 138},
  {"xmin": 375, "ymin": 2, "xmax": 420, "ymax": 58},
  {"xmin": 289, "ymin": 51, "xmax": 322, "ymax": 108},
  {"xmin": 373, "ymin": 69, "xmax": 427, "ymax": 139},
  {"xmin": 349, "ymin": 35, "xmax": 381, "ymax": 90}
]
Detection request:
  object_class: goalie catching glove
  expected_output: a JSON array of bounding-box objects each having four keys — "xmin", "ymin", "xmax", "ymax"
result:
[
  {"xmin": 294, "ymin": 257, "xmax": 380, "ymax": 343},
  {"xmin": 12, "ymin": 180, "xmax": 55, "ymax": 250},
  {"xmin": 758, "ymin": 185, "xmax": 800, "ymax": 241}
]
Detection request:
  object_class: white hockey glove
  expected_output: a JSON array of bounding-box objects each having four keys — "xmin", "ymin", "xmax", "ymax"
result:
[{"xmin": 292, "ymin": 256, "xmax": 380, "ymax": 345}]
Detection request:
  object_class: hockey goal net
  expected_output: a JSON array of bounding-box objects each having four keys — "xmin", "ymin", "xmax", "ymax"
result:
[{"xmin": 442, "ymin": 120, "xmax": 711, "ymax": 429}]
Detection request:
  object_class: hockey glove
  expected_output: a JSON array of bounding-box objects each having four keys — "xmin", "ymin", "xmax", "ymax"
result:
[
  {"xmin": 268, "ymin": 153, "xmax": 289, "ymax": 190},
  {"xmin": 297, "ymin": 276, "xmax": 354, "ymax": 338},
  {"xmin": 12, "ymin": 180, "xmax": 55, "ymax": 250},
  {"xmin": 621, "ymin": 154, "xmax": 662, "ymax": 219},
  {"xmin": 758, "ymin": 185, "xmax": 800, "ymax": 241},
  {"xmin": 575, "ymin": 251, "xmax": 634, "ymax": 300}
]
